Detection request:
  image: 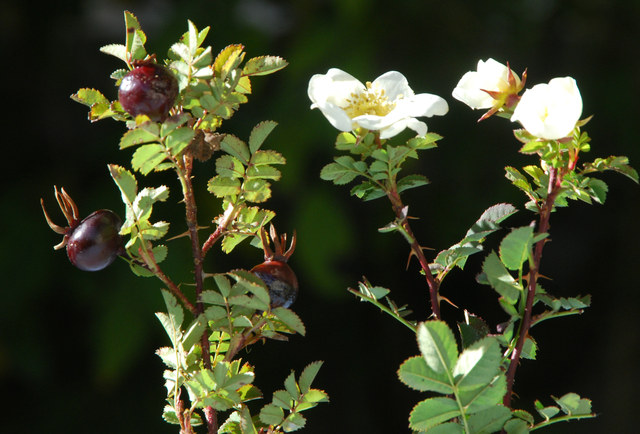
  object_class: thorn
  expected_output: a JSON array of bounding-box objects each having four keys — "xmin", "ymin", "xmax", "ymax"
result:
[{"xmin": 438, "ymin": 294, "xmax": 459, "ymax": 309}]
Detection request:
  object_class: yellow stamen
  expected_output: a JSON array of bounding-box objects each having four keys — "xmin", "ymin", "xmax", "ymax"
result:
[{"xmin": 344, "ymin": 82, "xmax": 396, "ymax": 118}]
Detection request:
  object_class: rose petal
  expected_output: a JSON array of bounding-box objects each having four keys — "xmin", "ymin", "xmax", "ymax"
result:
[{"xmin": 372, "ymin": 71, "xmax": 414, "ymax": 100}]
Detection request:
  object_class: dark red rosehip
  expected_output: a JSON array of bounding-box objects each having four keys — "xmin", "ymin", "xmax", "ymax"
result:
[
  {"xmin": 251, "ymin": 225, "xmax": 298, "ymax": 309},
  {"xmin": 66, "ymin": 210, "xmax": 123, "ymax": 271},
  {"xmin": 41, "ymin": 187, "xmax": 124, "ymax": 272},
  {"xmin": 118, "ymin": 62, "xmax": 178, "ymax": 121}
]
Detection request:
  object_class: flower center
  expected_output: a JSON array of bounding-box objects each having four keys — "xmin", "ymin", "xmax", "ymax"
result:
[{"xmin": 344, "ymin": 82, "xmax": 396, "ymax": 118}]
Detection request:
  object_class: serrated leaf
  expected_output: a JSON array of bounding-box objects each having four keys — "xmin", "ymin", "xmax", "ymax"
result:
[
  {"xmin": 246, "ymin": 165, "xmax": 281, "ymax": 180},
  {"xmin": 417, "ymin": 321, "xmax": 459, "ymax": 375},
  {"xmin": 166, "ymin": 127, "xmax": 195, "ymax": 157},
  {"xmin": 216, "ymin": 155, "xmax": 246, "ymax": 178},
  {"xmin": 299, "ymin": 361, "xmax": 323, "ymax": 394},
  {"xmin": 221, "ymin": 134, "xmax": 250, "ymax": 164},
  {"xmin": 499, "ymin": 226, "xmax": 534, "ymax": 271},
  {"xmin": 503, "ymin": 418, "xmax": 530, "ymax": 434},
  {"xmin": 119, "ymin": 127, "xmax": 159, "ymax": 149},
  {"xmin": 108, "ymin": 164, "xmax": 138, "ymax": 205},
  {"xmin": 453, "ymin": 337, "xmax": 501, "ymax": 390},
  {"xmin": 553, "ymin": 393, "xmax": 593, "ymax": 416},
  {"xmin": 467, "ymin": 405, "xmax": 512, "ymax": 433},
  {"xmin": 249, "ymin": 120, "xmax": 277, "ymax": 153},
  {"xmin": 242, "ymin": 179, "xmax": 271, "ymax": 203},
  {"xmin": 397, "ymin": 174, "xmax": 430, "ymax": 193},
  {"xmin": 242, "ymin": 56, "xmax": 288, "ymax": 76},
  {"xmin": 282, "ymin": 412, "xmax": 306, "ymax": 432},
  {"xmin": 70, "ymin": 88, "xmax": 109, "ymax": 107},
  {"xmin": 481, "ymin": 252, "xmax": 521, "ymax": 305},
  {"xmin": 272, "ymin": 307, "xmax": 306, "ymax": 336},
  {"xmin": 131, "ymin": 143, "xmax": 168, "ymax": 175},
  {"xmin": 100, "ymin": 43, "xmax": 127, "ymax": 62},
  {"xmin": 250, "ymin": 150, "xmax": 286, "ymax": 166},
  {"xmin": 284, "ymin": 371, "xmax": 300, "ymax": 400},
  {"xmin": 208, "ymin": 176, "xmax": 242, "ymax": 197},
  {"xmin": 320, "ymin": 158, "xmax": 363, "ymax": 185},
  {"xmin": 459, "ymin": 374, "xmax": 507, "ymax": 414},
  {"xmin": 409, "ymin": 397, "xmax": 460, "ymax": 431},
  {"xmin": 398, "ymin": 356, "xmax": 453, "ymax": 394},
  {"xmin": 214, "ymin": 44, "xmax": 245, "ymax": 78},
  {"xmin": 259, "ymin": 404, "xmax": 285, "ymax": 425}
]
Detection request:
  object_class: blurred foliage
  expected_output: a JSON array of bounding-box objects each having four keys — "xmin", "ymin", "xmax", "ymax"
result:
[{"xmin": 2, "ymin": 0, "xmax": 639, "ymax": 432}]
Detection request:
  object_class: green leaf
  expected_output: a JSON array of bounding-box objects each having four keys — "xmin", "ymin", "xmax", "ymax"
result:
[
  {"xmin": 246, "ymin": 165, "xmax": 281, "ymax": 180},
  {"xmin": 335, "ymin": 132, "xmax": 357, "ymax": 150},
  {"xmin": 453, "ymin": 337, "xmax": 501, "ymax": 390},
  {"xmin": 156, "ymin": 290, "xmax": 184, "ymax": 347},
  {"xmin": 504, "ymin": 418, "xmax": 530, "ymax": 434},
  {"xmin": 249, "ymin": 120, "xmax": 278, "ymax": 153},
  {"xmin": 242, "ymin": 179, "xmax": 272, "ymax": 203},
  {"xmin": 481, "ymin": 252, "xmax": 521, "ymax": 305},
  {"xmin": 250, "ymin": 150, "xmax": 286, "ymax": 166},
  {"xmin": 350, "ymin": 180, "xmax": 386, "ymax": 201},
  {"xmin": 208, "ymin": 176, "xmax": 242, "ymax": 197},
  {"xmin": 299, "ymin": 361, "xmax": 323, "ymax": 394},
  {"xmin": 108, "ymin": 164, "xmax": 138, "ymax": 205},
  {"xmin": 320, "ymin": 156, "xmax": 365, "ymax": 185},
  {"xmin": 409, "ymin": 397, "xmax": 460, "ymax": 431},
  {"xmin": 99, "ymin": 43, "xmax": 127, "ymax": 62},
  {"xmin": 214, "ymin": 44, "xmax": 245, "ymax": 79},
  {"xmin": 228, "ymin": 270, "xmax": 270, "ymax": 305},
  {"xmin": 166, "ymin": 127, "xmax": 195, "ymax": 157},
  {"xmin": 124, "ymin": 11, "xmax": 147, "ymax": 62},
  {"xmin": 242, "ymin": 56, "xmax": 288, "ymax": 76},
  {"xmin": 284, "ymin": 371, "xmax": 300, "ymax": 400},
  {"xmin": 216, "ymin": 155, "xmax": 246, "ymax": 178},
  {"xmin": 397, "ymin": 174, "xmax": 430, "ymax": 193},
  {"xmin": 119, "ymin": 127, "xmax": 159, "ymax": 149},
  {"xmin": 282, "ymin": 411, "xmax": 306, "ymax": 432},
  {"xmin": 272, "ymin": 307, "xmax": 306, "ymax": 336},
  {"xmin": 459, "ymin": 374, "xmax": 507, "ymax": 414},
  {"xmin": 499, "ymin": 226, "xmax": 534, "ymax": 271},
  {"xmin": 397, "ymin": 356, "xmax": 453, "ymax": 394},
  {"xmin": 70, "ymin": 88, "xmax": 109, "ymax": 107},
  {"xmin": 221, "ymin": 134, "xmax": 251, "ymax": 164},
  {"xmin": 417, "ymin": 321, "xmax": 459, "ymax": 375},
  {"xmin": 259, "ymin": 404, "xmax": 285, "ymax": 425},
  {"xmin": 553, "ymin": 393, "xmax": 593, "ymax": 416},
  {"xmin": 467, "ymin": 405, "xmax": 512, "ymax": 433},
  {"xmin": 458, "ymin": 313, "xmax": 490, "ymax": 348},
  {"xmin": 131, "ymin": 143, "xmax": 168, "ymax": 175}
]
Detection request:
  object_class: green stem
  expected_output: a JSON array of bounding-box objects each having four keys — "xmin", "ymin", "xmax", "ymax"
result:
[
  {"xmin": 530, "ymin": 413, "xmax": 596, "ymax": 431},
  {"xmin": 347, "ymin": 288, "xmax": 416, "ymax": 332}
]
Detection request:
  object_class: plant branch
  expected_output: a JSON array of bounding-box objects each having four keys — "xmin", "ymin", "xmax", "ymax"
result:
[
  {"xmin": 386, "ymin": 188, "xmax": 442, "ymax": 320},
  {"xmin": 176, "ymin": 153, "xmax": 218, "ymax": 433},
  {"xmin": 504, "ymin": 167, "xmax": 561, "ymax": 407}
]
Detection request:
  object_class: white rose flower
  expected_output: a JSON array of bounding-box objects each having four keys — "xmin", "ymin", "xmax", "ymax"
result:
[
  {"xmin": 308, "ymin": 68, "xmax": 448, "ymax": 139},
  {"xmin": 452, "ymin": 58, "xmax": 521, "ymax": 110},
  {"xmin": 511, "ymin": 77, "xmax": 583, "ymax": 140}
]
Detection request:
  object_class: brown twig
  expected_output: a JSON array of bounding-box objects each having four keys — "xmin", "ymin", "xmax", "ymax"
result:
[{"xmin": 386, "ymin": 188, "xmax": 442, "ymax": 320}]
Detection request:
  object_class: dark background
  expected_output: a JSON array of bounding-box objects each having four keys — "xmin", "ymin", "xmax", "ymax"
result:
[{"xmin": 2, "ymin": 0, "xmax": 639, "ymax": 432}]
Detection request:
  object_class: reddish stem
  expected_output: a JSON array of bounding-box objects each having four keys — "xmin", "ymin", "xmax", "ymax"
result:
[
  {"xmin": 387, "ymin": 188, "xmax": 442, "ymax": 320},
  {"xmin": 179, "ymin": 154, "xmax": 218, "ymax": 432},
  {"xmin": 504, "ymin": 167, "xmax": 562, "ymax": 407}
]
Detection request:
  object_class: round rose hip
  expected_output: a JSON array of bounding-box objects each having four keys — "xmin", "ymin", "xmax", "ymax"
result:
[{"xmin": 118, "ymin": 62, "xmax": 178, "ymax": 121}]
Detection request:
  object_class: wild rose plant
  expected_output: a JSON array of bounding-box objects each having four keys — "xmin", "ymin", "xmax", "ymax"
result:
[
  {"xmin": 314, "ymin": 59, "xmax": 637, "ymax": 432},
  {"xmin": 42, "ymin": 9, "xmax": 638, "ymax": 434}
]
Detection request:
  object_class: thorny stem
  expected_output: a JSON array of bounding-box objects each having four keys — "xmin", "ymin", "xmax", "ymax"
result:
[
  {"xmin": 504, "ymin": 166, "xmax": 562, "ymax": 408},
  {"xmin": 176, "ymin": 153, "xmax": 217, "ymax": 434},
  {"xmin": 386, "ymin": 188, "xmax": 442, "ymax": 320}
]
